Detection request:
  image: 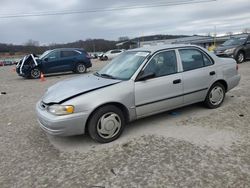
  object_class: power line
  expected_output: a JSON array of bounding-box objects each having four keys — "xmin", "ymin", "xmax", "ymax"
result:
[{"xmin": 0, "ymin": 0, "xmax": 216, "ymax": 19}]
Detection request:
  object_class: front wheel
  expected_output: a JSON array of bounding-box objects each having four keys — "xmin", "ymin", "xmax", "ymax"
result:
[
  {"xmin": 30, "ymin": 68, "xmax": 41, "ymax": 79},
  {"xmin": 88, "ymin": 105, "xmax": 125, "ymax": 143},
  {"xmin": 75, "ymin": 63, "xmax": 86, "ymax": 73},
  {"xmin": 236, "ymin": 52, "xmax": 245, "ymax": 64},
  {"xmin": 204, "ymin": 83, "xmax": 225, "ymax": 109}
]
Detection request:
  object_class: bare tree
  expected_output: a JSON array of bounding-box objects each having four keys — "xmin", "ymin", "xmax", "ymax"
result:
[
  {"xmin": 24, "ymin": 39, "xmax": 39, "ymax": 46},
  {"xmin": 118, "ymin": 36, "xmax": 129, "ymax": 41}
]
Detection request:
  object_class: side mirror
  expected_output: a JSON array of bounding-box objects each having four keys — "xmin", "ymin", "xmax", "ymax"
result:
[
  {"xmin": 136, "ymin": 71, "xmax": 155, "ymax": 81},
  {"xmin": 44, "ymin": 58, "xmax": 48, "ymax": 62}
]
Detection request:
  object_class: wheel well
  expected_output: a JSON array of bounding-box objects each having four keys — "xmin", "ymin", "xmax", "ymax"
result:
[
  {"xmin": 214, "ymin": 80, "xmax": 228, "ymax": 92},
  {"xmin": 85, "ymin": 102, "xmax": 130, "ymax": 134}
]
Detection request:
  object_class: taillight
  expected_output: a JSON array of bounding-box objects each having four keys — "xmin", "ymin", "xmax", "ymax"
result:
[{"xmin": 236, "ymin": 64, "xmax": 239, "ymax": 71}]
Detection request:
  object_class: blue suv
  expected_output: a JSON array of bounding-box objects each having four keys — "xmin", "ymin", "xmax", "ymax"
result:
[{"xmin": 16, "ymin": 48, "xmax": 92, "ymax": 78}]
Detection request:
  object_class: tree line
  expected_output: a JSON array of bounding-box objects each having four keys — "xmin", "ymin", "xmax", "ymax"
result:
[{"xmin": 0, "ymin": 34, "xmax": 189, "ymax": 55}]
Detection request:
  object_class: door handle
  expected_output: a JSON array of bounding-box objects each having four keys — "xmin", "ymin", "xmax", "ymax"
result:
[
  {"xmin": 173, "ymin": 79, "xmax": 181, "ymax": 84},
  {"xmin": 210, "ymin": 71, "xmax": 216, "ymax": 76}
]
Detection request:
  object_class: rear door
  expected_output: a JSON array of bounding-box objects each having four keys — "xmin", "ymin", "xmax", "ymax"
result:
[
  {"xmin": 177, "ymin": 48, "xmax": 217, "ymax": 105},
  {"xmin": 135, "ymin": 49, "xmax": 183, "ymax": 118},
  {"xmin": 59, "ymin": 50, "xmax": 80, "ymax": 71}
]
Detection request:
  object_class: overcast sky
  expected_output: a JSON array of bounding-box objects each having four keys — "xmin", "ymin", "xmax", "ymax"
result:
[{"xmin": 0, "ymin": 0, "xmax": 249, "ymax": 45}]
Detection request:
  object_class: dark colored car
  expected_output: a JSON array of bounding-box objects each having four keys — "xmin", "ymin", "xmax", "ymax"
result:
[
  {"xmin": 214, "ymin": 34, "xmax": 250, "ymax": 63},
  {"xmin": 16, "ymin": 48, "xmax": 92, "ymax": 78}
]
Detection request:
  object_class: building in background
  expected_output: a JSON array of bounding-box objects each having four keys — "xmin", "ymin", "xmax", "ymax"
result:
[{"xmin": 139, "ymin": 34, "xmax": 248, "ymax": 50}]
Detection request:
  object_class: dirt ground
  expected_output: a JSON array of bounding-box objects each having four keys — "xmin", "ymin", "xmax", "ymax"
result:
[{"xmin": 0, "ymin": 59, "xmax": 250, "ymax": 188}]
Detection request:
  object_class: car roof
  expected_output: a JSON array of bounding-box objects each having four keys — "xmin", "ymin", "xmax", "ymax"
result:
[
  {"xmin": 129, "ymin": 44, "xmax": 201, "ymax": 53},
  {"xmin": 52, "ymin": 48, "xmax": 85, "ymax": 51}
]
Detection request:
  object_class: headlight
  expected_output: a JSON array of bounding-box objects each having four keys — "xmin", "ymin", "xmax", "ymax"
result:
[
  {"xmin": 224, "ymin": 48, "xmax": 235, "ymax": 54},
  {"xmin": 48, "ymin": 105, "xmax": 74, "ymax": 115}
]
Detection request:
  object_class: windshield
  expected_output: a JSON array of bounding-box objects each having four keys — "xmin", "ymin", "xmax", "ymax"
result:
[
  {"xmin": 96, "ymin": 51, "xmax": 150, "ymax": 80},
  {"xmin": 39, "ymin": 50, "xmax": 52, "ymax": 59},
  {"xmin": 222, "ymin": 37, "xmax": 247, "ymax": 46}
]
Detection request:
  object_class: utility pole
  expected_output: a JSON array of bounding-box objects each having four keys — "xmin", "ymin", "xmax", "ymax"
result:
[{"xmin": 213, "ymin": 25, "xmax": 217, "ymax": 46}]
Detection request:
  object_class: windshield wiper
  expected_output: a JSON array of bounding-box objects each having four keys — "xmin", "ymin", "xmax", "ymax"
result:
[
  {"xmin": 94, "ymin": 72, "xmax": 117, "ymax": 79},
  {"xmin": 100, "ymin": 74, "xmax": 117, "ymax": 79}
]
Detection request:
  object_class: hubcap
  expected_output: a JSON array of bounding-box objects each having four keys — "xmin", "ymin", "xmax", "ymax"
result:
[
  {"xmin": 238, "ymin": 53, "xmax": 244, "ymax": 63},
  {"xmin": 77, "ymin": 64, "xmax": 86, "ymax": 73},
  {"xmin": 31, "ymin": 69, "xmax": 40, "ymax": 78},
  {"xmin": 209, "ymin": 86, "xmax": 224, "ymax": 105},
  {"xmin": 97, "ymin": 112, "xmax": 121, "ymax": 139}
]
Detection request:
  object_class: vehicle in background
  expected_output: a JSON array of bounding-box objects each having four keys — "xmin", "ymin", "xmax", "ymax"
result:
[
  {"xmin": 16, "ymin": 48, "xmax": 92, "ymax": 79},
  {"xmin": 99, "ymin": 49, "xmax": 125, "ymax": 61},
  {"xmin": 214, "ymin": 34, "xmax": 250, "ymax": 63},
  {"xmin": 89, "ymin": 53, "xmax": 98, "ymax": 59},
  {"xmin": 36, "ymin": 44, "xmax": 240, "ymax": 143},
  {"xmin": 0, "ymin": 60, "xmax": 15, "ymax": 66}
]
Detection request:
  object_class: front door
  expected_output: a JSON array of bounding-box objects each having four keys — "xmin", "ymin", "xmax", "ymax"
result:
[
  {"xmin": 42, "ymin": 50, "xmax": 60, "ymax": 73},
  {"xmin": 134, "ymin": 50, "xmax": 183, "ymax": 118}
]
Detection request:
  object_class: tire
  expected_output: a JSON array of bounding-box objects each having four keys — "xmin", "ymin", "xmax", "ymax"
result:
[
  {"xmin": 75, "ymin": 63, "xmax": 86, "ymax": 73},
  {"xmin": 236, "ymin": 51, "xmax": 245, "ymax": 64},
  {"xmin": 88, "ymin": 105, "xmax": 125, "ymax": 143},
  {"xmin": 103, "ymin": 56, "xmax": 108, "ymax": 61},
  {"xmin": 204, "ymin": 82, "xmax": 225, "ymax": 109},
  {"xmin": 30, "ymin": 68, "xmax": 41, "ymax": 79}
]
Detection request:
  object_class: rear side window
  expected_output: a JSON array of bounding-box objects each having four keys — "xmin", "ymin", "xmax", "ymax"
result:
[
  {"xmin": 61, "ymin": 50, "xmax": 79, "ymax": 58},
  {"xmin": 179, "ymin": 49, "xmax": 212, "ymax": 71}
]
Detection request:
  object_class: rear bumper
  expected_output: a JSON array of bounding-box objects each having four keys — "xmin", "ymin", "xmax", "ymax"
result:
[{"xmin": 227, "ymin": 74, "xmax": 241, "ymax": 91}]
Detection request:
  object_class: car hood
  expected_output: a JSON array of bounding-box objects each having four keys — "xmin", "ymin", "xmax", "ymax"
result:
[
  {"xmin": 215, "ymin": 45, "xmax": 238, "ymax": 51},
  {"xmin": 42, "ymin": 74, "xmax": 122, "ymax": 104}
]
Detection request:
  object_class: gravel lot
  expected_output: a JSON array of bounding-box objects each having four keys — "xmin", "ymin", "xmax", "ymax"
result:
[{"xmin": 0, "ymin": 59, "xmax": 250, "ymax": 188}]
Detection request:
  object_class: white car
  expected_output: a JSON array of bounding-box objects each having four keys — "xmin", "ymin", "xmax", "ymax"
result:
[{"xmin": 100, "ymin": 49, "xmax": 125, "ymax": 60}]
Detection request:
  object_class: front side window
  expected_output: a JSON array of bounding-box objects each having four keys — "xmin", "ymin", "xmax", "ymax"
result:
[
  {"xmin": 143, "ymin": 50, "xmax": 177, "ymax": 77},
  {"xmin": 46, "ymin": 51, "xmax": 59, "ymax": 60},
  {"xmin": 179, "ymin": 49, "xmax": 211, "ymax": 71}
]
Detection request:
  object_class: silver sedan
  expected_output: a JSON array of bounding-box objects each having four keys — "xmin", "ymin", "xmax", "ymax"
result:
[{"xmin": 36, "ymin": 44, "xmax": 240, "ymax": 143}]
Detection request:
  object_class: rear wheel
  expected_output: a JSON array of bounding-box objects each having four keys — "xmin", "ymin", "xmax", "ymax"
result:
[
  {"xmin": 236, "ymin": 51, "xmax": 245, "ymax": 64},
  {"xmin": 75, "ymin": 63, "xmax": 86, "ymax": 73},
  {"xmin": 204, "ymin": 83, "xmax": 225, "ymax": 109},
  {"xmin": 30, "ymin": 68, "xmax": 41, "ymax": 79},
  {"xmin": 88, "ymin": 105, "xmax": 125, "ymax": 143}
]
